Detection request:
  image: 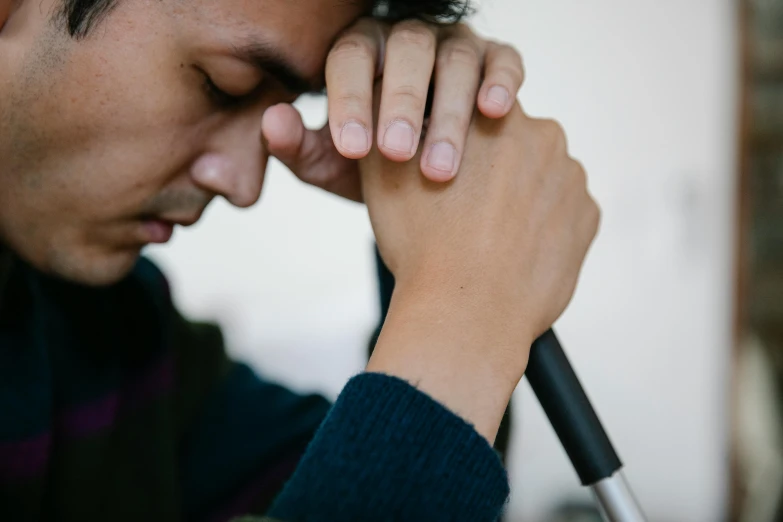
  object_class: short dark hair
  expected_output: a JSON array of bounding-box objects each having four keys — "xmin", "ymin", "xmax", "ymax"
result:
[{"xmin": 58, "ymin": 0, "xmax": 472, "ymax": 39}]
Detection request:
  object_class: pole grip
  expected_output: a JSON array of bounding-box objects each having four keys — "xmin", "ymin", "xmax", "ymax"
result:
[{"xmin": 526, "ymin": 329, "xmax": 622, "ymax": 486}]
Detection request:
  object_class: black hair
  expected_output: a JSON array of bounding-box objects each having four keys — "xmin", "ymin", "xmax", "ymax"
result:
[
  {"xmin": 373, "ymin": 0, "xmax": 473, "ymax": 23},
  {"xmin": 58, "ymin": 0, "xmax": 472, "ymax": 39}
]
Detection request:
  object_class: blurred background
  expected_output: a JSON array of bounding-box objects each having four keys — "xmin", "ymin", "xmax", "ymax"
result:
[{"xmin": 144, "ymin": 0, "xmax": 783, "ymax": 520}]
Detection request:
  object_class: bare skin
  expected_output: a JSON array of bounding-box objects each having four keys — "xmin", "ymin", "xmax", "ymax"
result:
[
  {"xmin": 0, "ymin": 0, "xmax": 595, "ymax": 445},
  {"xmin": 0, "ymin": 0, "xmax": 523, "ymax": 285},
  {"xmin": 363, "ymin": 98, "xmax": 600, "ymax": 442}
]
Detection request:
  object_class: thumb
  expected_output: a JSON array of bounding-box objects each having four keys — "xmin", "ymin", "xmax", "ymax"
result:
[{"xmin": 262, "ymin": 104, "xmax": 363, "ymax": 202}]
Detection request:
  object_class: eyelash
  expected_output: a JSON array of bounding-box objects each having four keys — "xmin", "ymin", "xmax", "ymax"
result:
[{"xmin": 202, "ymin": 74, "xmax": 245, "ymax": 109}]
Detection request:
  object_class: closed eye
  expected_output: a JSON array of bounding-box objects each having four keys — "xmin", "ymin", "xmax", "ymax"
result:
[{"xmin": 202, "ymin": 74, "xmax": 250, "ymax": 109}]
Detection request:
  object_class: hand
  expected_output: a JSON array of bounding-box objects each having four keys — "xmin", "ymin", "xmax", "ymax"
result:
[
  {"xmin": 361, "ymin": 101, "xmax": 600, "ymax": 442},
  {"xmin": 261, "ymin": 18, "xmax": 525, "ymax": 202}
]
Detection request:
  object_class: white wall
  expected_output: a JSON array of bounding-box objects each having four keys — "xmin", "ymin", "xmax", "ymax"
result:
[{"xmin": 147, "ymin": 1, "xmax": 738, "ymax": 520}]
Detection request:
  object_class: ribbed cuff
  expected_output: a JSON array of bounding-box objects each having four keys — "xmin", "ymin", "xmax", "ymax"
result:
[{"xmin": 269, "ymin": 373, "xmax": 509, "ymax": 522}]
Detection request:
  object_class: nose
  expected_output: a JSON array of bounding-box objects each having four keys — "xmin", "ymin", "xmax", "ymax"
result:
[{"xmin": 190, "ymin": 114, "xmax": 269, "ymax": 208}]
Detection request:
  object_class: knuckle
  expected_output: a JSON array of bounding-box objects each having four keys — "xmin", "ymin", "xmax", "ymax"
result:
[
  {"xmin": 333, "ymin": 91, "xmax": 367, "ymax": 110},
  {"xmin": 503, "ymin": 44, "xmax": 525, "ymax": 69},
  {"xmin": 588, "ymin": 198, "xmax": 602, "ymax": 231},
  {"xmin": 328, "ymin": 35, "xmax": 375, "ymax": 62},
  {"xmin": 439, "ymin": 39, "xmax": 481, "ymax": 67},
  {"xmin": 535, "ymin": 118, "xmax": 566, "ymax": 150},
  {"xmin": 592, "ymin": 199, "xmax": 602, "ymax": 220},
  {"xmin": 390, "ymin": 85, "xmax": 427, "ymax": 112},
  {"xmin": 391, "ymin": 22, "xmax": 436, "ymax": 51},
  {"xmin": 570, "ymin": 159, "xmax": 588, "ymax": 186},
  {"xmin": 494, "ymin": 64, "xmax": 524, "ymax": 87}
]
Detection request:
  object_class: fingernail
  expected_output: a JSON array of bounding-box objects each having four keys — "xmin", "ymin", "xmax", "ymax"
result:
[
  {"xmin": 427, "ymin": 142, "xmax": 456, "ymax": 175},
  {"xmin": 486, "ymin": 85, "xmax": 509, "ymax": 108},
  {"xmin": 383, "ymin": 120, "xmax": 415, "ymax": 154},
  {"xmin": 340, "ymin": 121, "xmax": 369, "ymax": 153}
]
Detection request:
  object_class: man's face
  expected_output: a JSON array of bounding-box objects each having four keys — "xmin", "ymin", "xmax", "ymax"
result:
[{"xmin": 0, "ymin": 0, "xmax": 364, "ymax": 284}]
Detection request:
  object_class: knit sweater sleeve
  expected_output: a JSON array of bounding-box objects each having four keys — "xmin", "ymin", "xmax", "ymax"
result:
[
  {"xmin": 133, "ymin": 257, "xmax": 510, "ymax": 521},
  {"xmin": 266, "ymin": 373, "xmax": 510, "ymax": 522}
]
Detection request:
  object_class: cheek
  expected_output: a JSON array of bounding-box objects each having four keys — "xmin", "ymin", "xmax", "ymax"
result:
[{"xmin": 15, "ymin": 38, "xmax": 213, "ymax": 216}]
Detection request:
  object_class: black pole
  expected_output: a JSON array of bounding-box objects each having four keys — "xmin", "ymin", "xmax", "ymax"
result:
[
  {"xmin": 372, "ymin": 249, "xmax": 645, "ymax": 520},
  {"xmin": 526, "ymin": 329, "xmax": 622, "ymax": 485}
]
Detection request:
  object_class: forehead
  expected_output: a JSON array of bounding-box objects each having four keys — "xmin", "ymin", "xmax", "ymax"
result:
[{"xmin": 184, "ymin": 0, "xmax": 369, "ymax": 80}]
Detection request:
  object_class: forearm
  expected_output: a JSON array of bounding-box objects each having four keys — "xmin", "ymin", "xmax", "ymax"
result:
[{"xmin": 366, "ymin": 279, "xmax": 530, "ymax": 443}]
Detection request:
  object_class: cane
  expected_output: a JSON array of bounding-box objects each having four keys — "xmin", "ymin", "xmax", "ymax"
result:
[{"xmin": 527, "ymin": 329, "xmax": 647, "ymax": 521}]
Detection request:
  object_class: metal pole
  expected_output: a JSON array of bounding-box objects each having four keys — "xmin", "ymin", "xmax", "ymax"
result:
[
  {"xmin": 526, "ymin": 329, "xmax": 648, "ymax": 522},
  {"xmin": 591, "ymin": 471, "xmax": 647, "ymax": 522}
]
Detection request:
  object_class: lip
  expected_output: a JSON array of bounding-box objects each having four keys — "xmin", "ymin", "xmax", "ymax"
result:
[
  {"xmin": 142, "ymin": 219, "xmax": 175, "ymax": 244},
  {"xmin": 165, "ymin": 217, "xmax": 200, "ymax": 227},
  {"xmin": 157, "ymin": 210, "xmax": 205, "ymax": 228},
  {"xmin": 138, "ymin": 209, "xmax": 204, "ymax": 244}
]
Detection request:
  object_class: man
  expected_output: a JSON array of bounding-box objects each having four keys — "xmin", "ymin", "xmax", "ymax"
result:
[{"xmin": 0, "ymin": 0, "xmax": 600, "ymax": 519}]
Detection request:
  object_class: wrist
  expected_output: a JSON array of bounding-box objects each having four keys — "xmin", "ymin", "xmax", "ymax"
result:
[
  {"xmin": 366, "ymin": 280, "xmax": 532, "ymax": 443},
  {"xmin": 393, "ymin": 268, "xmax": 536, "ymax": 366}
]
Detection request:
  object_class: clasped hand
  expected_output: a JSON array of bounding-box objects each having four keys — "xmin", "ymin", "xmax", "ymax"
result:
[{"xmin": 261, "ymin": 18, "xmax": 524, "ymax": 201}]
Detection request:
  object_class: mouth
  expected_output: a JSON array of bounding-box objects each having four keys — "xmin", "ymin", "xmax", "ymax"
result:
[
  {"xmin": 141, "ymin": 219, "xmax": 175, "ymax": 244},
  {"xmin": 139, "ymin": 212, "xmax": 202, "ymax": 245}
]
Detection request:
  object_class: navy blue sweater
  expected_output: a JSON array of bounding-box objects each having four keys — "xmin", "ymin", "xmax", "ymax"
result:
[{"xmin": 0, "ymin": 249, "xmax": 509, "ymax": 521}]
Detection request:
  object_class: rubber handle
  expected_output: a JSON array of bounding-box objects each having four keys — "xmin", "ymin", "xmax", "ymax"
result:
[{"xmin": 526, "ymin": 329, "xmax": 623, "ymax": 485}]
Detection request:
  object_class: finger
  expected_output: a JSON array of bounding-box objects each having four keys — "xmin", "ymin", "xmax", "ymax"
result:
[
  {"xmin": 377, "ymin": 19, "xmax": 438, "ymax": 162},
  {"xmin": 262, "ymin": 104, "xmax": 363, "ymax": 202},
  {"xmin": 419, "ymin": 31, "xmax": 483, "ymax": 182},
  {"xmin": 477, "ymin": 41, "xmax": 525, "ymax": 118},
  {"xmin": 326, "ymin": 19, "xmax": 384, "ymax": 160}
]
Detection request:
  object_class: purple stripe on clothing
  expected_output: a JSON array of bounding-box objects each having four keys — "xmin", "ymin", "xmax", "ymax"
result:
[
  {"xmin": 59, "ymin": 393, "xmax": 119, "ymax": 438},
  {"xmin": 57, "ymin": 353, "xmax": 175, "ymax": 438},
  {"xmin": 205, "ymin": 450, "xmax": 304, "ymax": 522},
  {"xmin": 0, "ymin": 432, "xmax": 51, "ymax": 482}
]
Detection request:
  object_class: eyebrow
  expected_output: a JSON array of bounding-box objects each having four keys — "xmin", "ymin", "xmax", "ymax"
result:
[{"xmin": 231, "ymin": 40, "xmax": 325, "ymax": 95}]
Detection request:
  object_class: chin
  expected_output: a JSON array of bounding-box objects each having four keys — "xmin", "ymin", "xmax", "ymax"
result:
[{"xmin": 42, "ymin": 246, "xmax": 143, "ymax": 287}]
